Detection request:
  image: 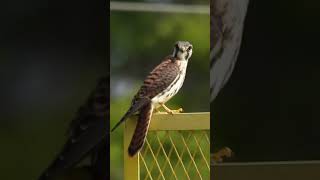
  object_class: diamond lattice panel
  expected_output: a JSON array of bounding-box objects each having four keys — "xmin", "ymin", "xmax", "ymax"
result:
[{"xmin": 139, "ymin": 130, "xmax": 210, "ymax": 180}]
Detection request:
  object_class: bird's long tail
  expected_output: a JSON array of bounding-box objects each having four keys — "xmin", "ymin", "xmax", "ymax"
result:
[{"xmin": 128, "ymin": 103, "xmax": 153, "ymax": 157}]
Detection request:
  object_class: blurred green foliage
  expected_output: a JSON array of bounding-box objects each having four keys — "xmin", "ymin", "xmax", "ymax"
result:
[{"xmin": 110, "ymin": 7, "xmax": 209, "ymax": 180}]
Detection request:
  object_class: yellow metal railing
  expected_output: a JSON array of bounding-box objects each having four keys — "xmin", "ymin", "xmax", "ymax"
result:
[{"xmin": 124, "ymin": 112, "xmax": 210, "ymax": 180}]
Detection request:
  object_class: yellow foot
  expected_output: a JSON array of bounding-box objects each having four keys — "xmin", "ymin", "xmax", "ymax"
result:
[
  {"xmin": 211, "ymin": 147, "xmax": 233, "ymax": 164},
  {"xmin": 167, "ymin": 108, "xmax": 183, "ymax": 115},
  {"xmin": 173, "ymin": 108, "xmax": 183, "ymax": 113},
  {"xmin": 160, "ymin": 103, "xmax": 183, "ymax": 115}
]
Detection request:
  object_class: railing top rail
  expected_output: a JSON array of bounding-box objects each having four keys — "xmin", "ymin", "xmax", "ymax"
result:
[
  {"xmin": 127, "ymin": 112, "xmax": 210, "ymax": 131},
  {"xmin": 213, "ymin": 160, "xmax": 320, "ymax": 167}
]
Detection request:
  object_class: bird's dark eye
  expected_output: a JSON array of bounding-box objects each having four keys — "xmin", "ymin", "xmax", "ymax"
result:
[
  {"xmin": 175, "ymin": 44, "xmax": 179, "ymax": 49},
  {"xmin": 187, "ymin": 46, "xmax": 192, "ymax": 51}
]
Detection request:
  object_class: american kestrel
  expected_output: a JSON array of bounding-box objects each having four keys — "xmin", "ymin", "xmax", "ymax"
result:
[
  {"xmin": 38, "ymin": 77, "xmax": 109, "ymax": 180},
  {"xmin": 111, "ymin": 41, "xmax": 193, "ymax": 156}
]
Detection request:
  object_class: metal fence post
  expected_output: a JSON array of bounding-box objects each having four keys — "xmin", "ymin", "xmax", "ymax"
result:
[{"xmin": 124, "ymin": 117, "xmax": 140, "ymax": 180}]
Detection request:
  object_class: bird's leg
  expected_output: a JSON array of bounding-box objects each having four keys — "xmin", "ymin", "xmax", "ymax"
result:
[
  {"xmin": 211, "ymin": 147, "xmax": 233, "ymax": 164},
  {"xmin": 160, "ymin": 103, "xmax": 183, "ymax": 115}
]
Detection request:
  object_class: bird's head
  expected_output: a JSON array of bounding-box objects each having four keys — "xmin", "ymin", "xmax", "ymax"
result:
[{"xmin": 172, "ymin": 41, "xmax": 193, "ymax": 61}]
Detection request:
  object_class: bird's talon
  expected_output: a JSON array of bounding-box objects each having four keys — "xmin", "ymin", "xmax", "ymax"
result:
[
  {"xmin": 171, "ymin": 108, "xmax": 183, "ymax": 113},
  {"xmin": 211, "ymin": 147, "xmax": 233, "ymax": 164}
]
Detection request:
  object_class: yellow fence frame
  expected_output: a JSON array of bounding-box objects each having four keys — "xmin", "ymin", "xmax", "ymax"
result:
[{"xmin": 124, "ymin": 112, "xmax": 210, "ymax": 180}]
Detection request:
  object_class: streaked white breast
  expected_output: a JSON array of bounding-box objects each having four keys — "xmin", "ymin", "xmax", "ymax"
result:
[{"xmin": 151, "ymin": 60, "xmax": 188, "ymax": 108}]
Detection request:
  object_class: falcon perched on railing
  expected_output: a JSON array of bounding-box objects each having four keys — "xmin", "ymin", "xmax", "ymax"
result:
[
  {"xmin": 38, "ymin": 77, "xmax": 109, "ymax": 180},
  {"xmin": 211, "ymin": 0, "xmax": 249, "ymax": 163},
  {"xmin": 111, "ymin": 41, "xmax": 193, "ymax": 157}
]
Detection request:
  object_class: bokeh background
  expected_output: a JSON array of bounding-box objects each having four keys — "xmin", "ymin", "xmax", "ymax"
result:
[
  {"xmin": 0, "ymin": 0, "xmax": 107, "ymax": 179},
  {"xmin": 110, "ymin": 0, "xmax": 209, "ymax": 179},
  {"xmin": 213, "ymin": 0, "xmax": 320, "ymax": 162}
]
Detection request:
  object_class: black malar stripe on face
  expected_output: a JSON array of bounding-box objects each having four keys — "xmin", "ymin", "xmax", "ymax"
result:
[
  {"xmin": 185, "ymin": 51, "xmax": 189, "ymax": 60},
  {"xmin": 173, "ymin": 45, "xmax": 179, "ymax": 58}
]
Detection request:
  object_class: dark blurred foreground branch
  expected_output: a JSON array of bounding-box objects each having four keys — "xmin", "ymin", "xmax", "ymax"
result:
[{"xmin": 38, "ymin": 77, "xmax": 109, "ymax": 180}]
